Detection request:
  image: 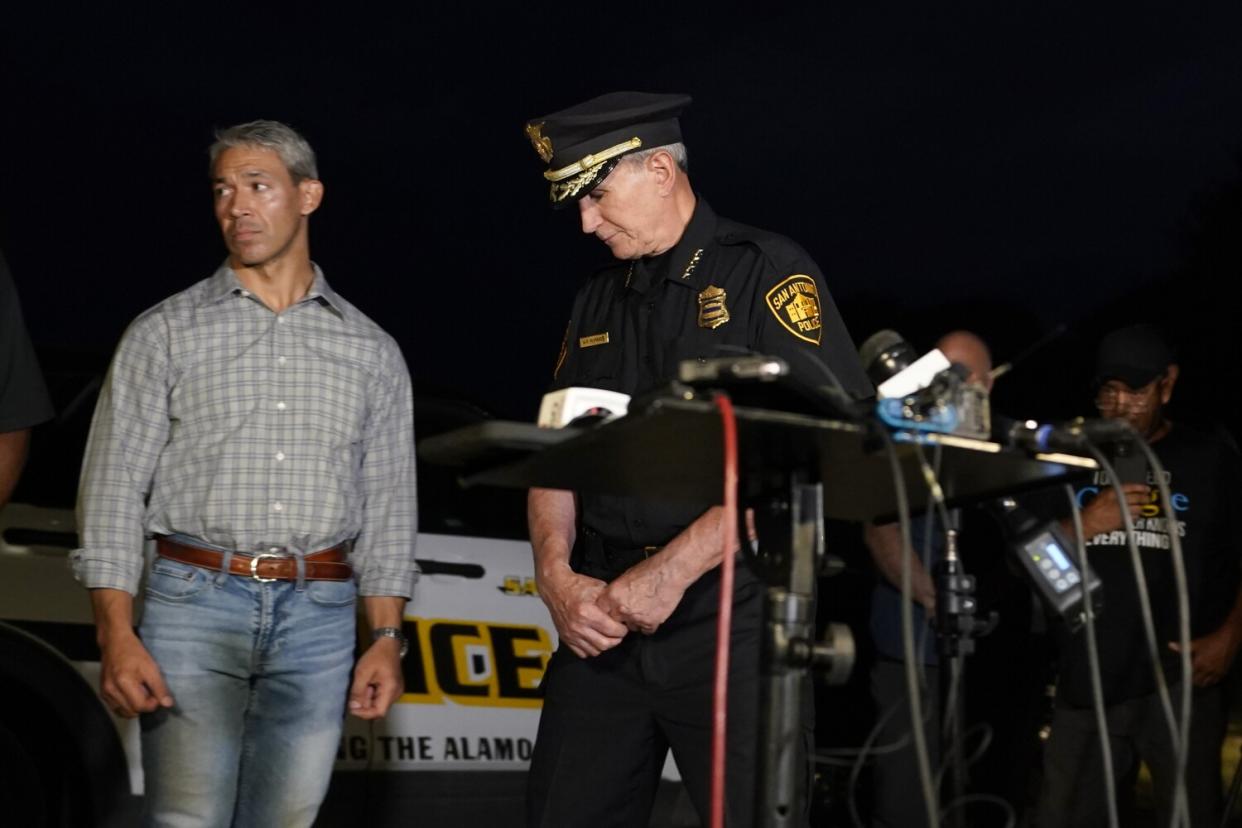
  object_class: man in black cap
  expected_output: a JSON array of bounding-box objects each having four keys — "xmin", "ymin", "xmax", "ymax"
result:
[
  {"xmin": 523, "ymin": 91, "xmax": 872, "ymax": 826},
  {"xmin": 1037, "ymin": 324, "xmax": 1242, "ymax": 828}
]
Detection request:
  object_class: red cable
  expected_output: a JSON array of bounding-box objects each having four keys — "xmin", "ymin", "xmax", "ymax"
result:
[{"xmin": 710, "ymin": 392, "xmax": 739, "ymax": 828}]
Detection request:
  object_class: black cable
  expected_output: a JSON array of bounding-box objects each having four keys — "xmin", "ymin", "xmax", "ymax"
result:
[
  {"xmin": 934, "ymin": 721, "xmax": 994, "ymax": 792},
  {"xmin": 940, "ymin": 652, "xmax": 964, "ymax": 759},
  {"xmin": 1062, "ymin": 482, "xmax": 1120, "ymax": 828},
  {"xmin": 912, "ymin": 443, "xmax": 977, "ymax": 828},
  {"xmin": 844, "ymin": 485, "xmax": 940, "ymax": 828},
  {"xmin": 939, "ymin": 794, "xmax": 1017, "ymax": 828},
  {"xmin": 844, "ymin": 434, "xmax": 938, "ymax": 828},
  {"xmin": 878, "ymin": 428, "xmax": 940, "ymax": 828},
  {"xmin": 913, "ymin": 443, "xmax": 953, "ymax": 540},
  {"xmin": 1131, "ymin": 438, "xmax": 1195, "ymax": 828},
  {"xmin": 844, "ymin": 696, "xmax": 912, "ymax": 828},
  {"xmin": 1084, "ymin": 444, "xmax": 1190, "ymax": 828},
  {"xmin": 934, "ymin": 722, "xmax": 1018, "ymax": 828}
]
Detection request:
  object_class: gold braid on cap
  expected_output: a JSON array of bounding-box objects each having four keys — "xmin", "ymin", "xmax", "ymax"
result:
[
  {"xmin": 544, "ymin": 137, "xmax": 643, "ymax": 182},
  {"xmin": 549, "ymin": 162, "xmax": 616, "ymax": 203}
]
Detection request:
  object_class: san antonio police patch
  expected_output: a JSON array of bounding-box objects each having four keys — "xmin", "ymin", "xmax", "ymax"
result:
[{"xmin": 765, "ymin": 274, "xmax": 822, "ymax": 344}]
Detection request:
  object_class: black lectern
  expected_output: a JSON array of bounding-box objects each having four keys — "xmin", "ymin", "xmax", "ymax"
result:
[{"xmin": 419, "ymin": 394, "xmax": 1093, "ymax": 827}]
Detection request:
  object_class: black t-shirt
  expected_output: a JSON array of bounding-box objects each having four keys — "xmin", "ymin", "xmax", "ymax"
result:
[
  {"xmin": 550, "ymin": 198, "xmax": 871, "ymax": 565},
  {"xmin": 0, "ymin": 250, "xmax": 54, "ymax": 432},
  {"xmin": 1055, "ymin": 422, "xmax": 1242, "ymax": 707}
]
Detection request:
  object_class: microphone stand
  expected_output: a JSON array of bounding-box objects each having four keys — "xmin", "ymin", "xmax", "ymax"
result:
[{"xmin": 933, "ymin": 509, "xmax": 996, "ymax": 828}]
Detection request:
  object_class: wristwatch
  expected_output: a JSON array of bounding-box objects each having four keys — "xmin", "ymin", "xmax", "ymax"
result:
[{"xmin": 372, "ymin": 626, "xmax": 409, "ymax": 659}]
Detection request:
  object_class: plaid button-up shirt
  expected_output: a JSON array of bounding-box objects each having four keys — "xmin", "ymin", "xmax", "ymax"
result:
[{"xmin": 72, "ymin": 263, "xmax": 418, "ymax": 597}]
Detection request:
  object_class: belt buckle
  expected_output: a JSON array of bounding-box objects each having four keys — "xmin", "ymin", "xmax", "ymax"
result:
[{"xmin": 249, "ymin": 551, "xmax": 287, "ymax": 582}]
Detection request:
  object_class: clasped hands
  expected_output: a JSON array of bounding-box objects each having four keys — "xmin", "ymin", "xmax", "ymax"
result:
[{"xmin": 541, "ymin": 558, "xmax": 688, "ymax": 659}]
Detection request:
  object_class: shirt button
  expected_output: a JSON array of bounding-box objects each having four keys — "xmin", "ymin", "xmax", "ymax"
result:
[
  {"xmin": 275, "ymin": 451, "xmax": 286, "ymax": 462},
  {"xmin": 240, "ymin": 290, "xmax": 251, "ymax": 298},
  {"xmin": 272, "ymin": 502, "xmax": 284, "ymax": 512},
  {"xmin": 277, "ymin": 316, "xmax": 286, "ymax": 324},
  {"xmin": 276, "ymin": 401, "xmax": 287, "ymax": 411},
  {"xmin": 277, "ymin": 356, "xmax": 287, "ymax": 366}
]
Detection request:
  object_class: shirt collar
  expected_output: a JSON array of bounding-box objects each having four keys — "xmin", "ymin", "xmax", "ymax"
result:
[
  {"xmin": 199, "ymin": 261, "xmax": 344, "ymax": 317},
  {"xmin": 626, "ymin": 196, "xmax": 717, "ymax": 292}
]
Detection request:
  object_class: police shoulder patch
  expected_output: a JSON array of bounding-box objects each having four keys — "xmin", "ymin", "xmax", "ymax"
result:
[{"xmin": 765, "ymin": 274, "xmax": 822, "ymax": 344}]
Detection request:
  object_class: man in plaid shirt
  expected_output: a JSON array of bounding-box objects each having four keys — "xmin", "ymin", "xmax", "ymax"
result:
[{"xmin": 72, "ymin": 120, "xmax": 417, "ymax": 827}]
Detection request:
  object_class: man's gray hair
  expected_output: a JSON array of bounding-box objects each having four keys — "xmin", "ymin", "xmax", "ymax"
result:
[
  {"xmin": 623, "ymin": 142, "xmax": 689, "ymax": 172},
  {"xmin": 209, "ymin": 120, "xmax": 319, "ymax": 182}
]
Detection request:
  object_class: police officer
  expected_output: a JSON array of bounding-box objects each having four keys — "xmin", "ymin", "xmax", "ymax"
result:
[{"xmin": 524, "ymin": 91, "xmax": 871, "ymax": 827}]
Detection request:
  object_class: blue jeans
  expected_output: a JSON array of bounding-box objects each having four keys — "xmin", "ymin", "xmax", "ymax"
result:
[{"xmin": 138, "ymin": 555, "xmax": 357, "ymax": 828}]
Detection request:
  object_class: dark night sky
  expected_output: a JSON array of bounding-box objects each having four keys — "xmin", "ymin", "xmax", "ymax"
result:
[{"xmin": 4, "ymin": 2, "xmax": 1241, "ymax": 430}]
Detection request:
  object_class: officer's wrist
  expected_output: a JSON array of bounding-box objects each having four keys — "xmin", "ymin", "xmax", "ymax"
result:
[{"xmin": 536, "ymin": 560, "xmax": 575, "ymax": 587}]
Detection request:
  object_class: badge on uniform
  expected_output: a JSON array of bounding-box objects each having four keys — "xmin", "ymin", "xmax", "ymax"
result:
[
  {"xmin": 697, "ymin": 285, "xmax": 730, "ymax": 330},
  {"xmin": 765, "ymin": 275, "xmax": 823, "ymax": 344}
]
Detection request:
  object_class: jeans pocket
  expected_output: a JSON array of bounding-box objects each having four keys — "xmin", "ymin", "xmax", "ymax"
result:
[
  {"xmin": 306, "ymin": 578, "xmax": 357, "ymax": 608},
  {"xmin": 145, "ymin": 558, "xmax": 209, "ymax": 602}
]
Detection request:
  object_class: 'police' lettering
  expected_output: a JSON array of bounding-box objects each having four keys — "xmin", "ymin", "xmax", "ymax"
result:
[{"xmin": 398, "ymin": 617, "xmax": 553, "ymax": 709}]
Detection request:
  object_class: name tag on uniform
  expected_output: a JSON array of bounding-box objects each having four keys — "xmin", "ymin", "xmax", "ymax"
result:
[{"xmin": 579, "ymin": 332, "xmax": 610, "ymax": 348}]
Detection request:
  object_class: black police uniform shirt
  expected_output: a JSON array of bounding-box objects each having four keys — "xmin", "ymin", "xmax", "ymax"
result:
[
  {"xmin": 550, "ymin": 198, "xmax": 871, "ymax": 573},
  {"xmin": 1054, "ymin": 423, "xmax": 1242, "ymax": 708}
]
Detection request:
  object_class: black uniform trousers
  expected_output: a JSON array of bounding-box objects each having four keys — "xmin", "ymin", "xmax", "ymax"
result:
[{"xmin": 527, "ymin": 567, "xmax": 803, "ymax": 828}]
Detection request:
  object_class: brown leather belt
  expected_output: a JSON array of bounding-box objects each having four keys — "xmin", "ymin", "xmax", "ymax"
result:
[{"xmin": 155, "ymin": 536, "xmax": 353, "ymax": 582}]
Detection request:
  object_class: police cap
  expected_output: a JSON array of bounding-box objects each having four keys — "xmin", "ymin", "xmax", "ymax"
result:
[{"xmin": 524, "ymin": 91, "xmax": 691, "ymax": 208}]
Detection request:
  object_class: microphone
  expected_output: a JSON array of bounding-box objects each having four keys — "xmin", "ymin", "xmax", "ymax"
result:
[
  {"xmin": 858, "ymin": 329, "xmax": 917, "ymax": 386},
  {"xmin": 1004, "ymin": 417, "xmax": 1135, "ymax": 454},
  {"xmin": 858, "ymin": 329, "xmax": 951, "ymax": 399}
]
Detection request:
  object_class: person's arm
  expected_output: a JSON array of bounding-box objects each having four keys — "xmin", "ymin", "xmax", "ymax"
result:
[
  {"xmin": 1058, "ymin": 483, "xmax": 1149, "ymax": 541},
  {"xmin": 74, "ymin": 315, "xmax": 172, "ymax": 592},
  {"xmin": 1169, "ymin": 582, "xmax": 1242, "ymax": 687},
  {"xmin": 349, "ymin": 595, "xmax": 407, "ymax": 719},
  {"xmin": 348, "ymin": 339, "xmax": 418, "ymax": 719},
  {"xmin": 0, "ymin": 428, "xmax": 29, "ymax": 509},
  {"xmin": 529, "ymin": 487, "xmax": 627, "ymax": 657},
  {"xmin": 74, "ymin": 314, "xmax": 177, "ymax": 715},
  {"xmin": 594, "ymin": 505, "xmax": 732, "ymax": 635},
  {"xmin": 90, "ymin": 588, "xmax": 174, "ymax": 717},
  {"xmin": 1167, "ymin": 441, "xmax": 1242, "ymax": 686},
  {"xmin": 864, "ymin": 521, "xmax": 935, "ymax": 612},
  {"xmin": 0, "ymin": 252, "xmax": 54, "ymax": 507},
  {"xmin": 352, "ymin": 339, "xmax": 419, "ymax": 599}
]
